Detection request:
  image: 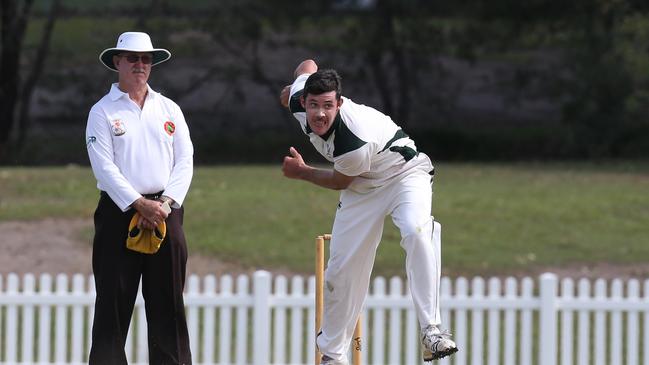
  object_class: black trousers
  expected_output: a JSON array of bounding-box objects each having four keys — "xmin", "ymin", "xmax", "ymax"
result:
[{"xmin": 89, "ymin": 193, "xmax": 192, "ymax": 365}]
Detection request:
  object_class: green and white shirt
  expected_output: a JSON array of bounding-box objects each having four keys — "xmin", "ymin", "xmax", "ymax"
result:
[{"xmin": 289, "ymin": 73, "xmax": 433, "ymax": 193}]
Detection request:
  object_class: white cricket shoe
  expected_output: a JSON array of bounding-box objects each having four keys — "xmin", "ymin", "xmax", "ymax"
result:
[
  {"xmin": 320, "ymin": 354, "xmax": 348, "ymax": 365},
  {"xmin": 421, "ymin": 325, "xmax": 458, "ymax": 361}
]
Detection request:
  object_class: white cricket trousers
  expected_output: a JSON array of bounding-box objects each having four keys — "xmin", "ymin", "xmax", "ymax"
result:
[{"xmin": 317, "ymin": 168, "xmax": 442, "ymax": 362}]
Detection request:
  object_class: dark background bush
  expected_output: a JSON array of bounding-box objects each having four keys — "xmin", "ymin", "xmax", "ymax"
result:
[{"xmin": 3, "ymin": 0, "xmax": 649, "ymax": 164}]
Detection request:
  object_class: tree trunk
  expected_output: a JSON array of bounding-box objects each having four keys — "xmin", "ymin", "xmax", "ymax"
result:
[
  {"xmin": 16, "ymin": 0, "xmax": 61, "ymax": 150},
  {"xmin": 0, "ymin": 0, "xmax": 33, "ymax": 162}
]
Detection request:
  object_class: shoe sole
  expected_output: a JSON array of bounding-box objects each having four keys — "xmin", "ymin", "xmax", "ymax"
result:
[{"xmin": 423, "ymin": 346, "xmax": 459, "ymax": 361}]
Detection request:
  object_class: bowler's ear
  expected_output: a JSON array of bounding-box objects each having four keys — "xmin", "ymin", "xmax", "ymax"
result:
[
  {"xmin": 113, "ymin": 55, "xmax": 121, "ymax": 69},
  {"xmin": 338, "ymin": 98, "xmax": 344, "ymax": 108},
  {"xmin": 300, "ymin": 95, "xmax": 306, "ymax": 108}
]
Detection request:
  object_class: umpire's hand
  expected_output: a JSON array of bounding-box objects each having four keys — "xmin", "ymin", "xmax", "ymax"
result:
[{"xmin": 131, "ymin": 197, "xmax": 169, "ymax": 230}]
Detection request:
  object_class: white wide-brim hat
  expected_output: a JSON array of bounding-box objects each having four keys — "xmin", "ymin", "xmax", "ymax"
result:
[{"xmin": 99, "ymin": 32, "xmax": 171, "ymax": 72}]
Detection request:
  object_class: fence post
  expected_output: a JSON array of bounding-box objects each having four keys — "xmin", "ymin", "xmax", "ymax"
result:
[
  {"xmin": 7, "ymin": 274, "xmax": 19, "ymax": 364},
  {"xmin": 539, "ymin": 273, "xmax": 558, "ymax": 365},
  {"xmin": 253, "ymin": 271, "xmax": 271, "ymax": 365}
]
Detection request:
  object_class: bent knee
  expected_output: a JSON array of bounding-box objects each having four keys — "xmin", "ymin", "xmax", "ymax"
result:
[{"xmin": 399, "ymin": 217, "xmax": 432, "ymax": 242}]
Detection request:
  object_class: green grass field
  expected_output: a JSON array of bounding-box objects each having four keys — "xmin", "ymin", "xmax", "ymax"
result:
[{"xmin": 1, "ymin": 163, "xmax": 648, "ymax": 277}]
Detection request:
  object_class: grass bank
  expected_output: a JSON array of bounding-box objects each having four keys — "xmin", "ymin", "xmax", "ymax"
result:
[{"xmin": 1, "ymin": 163, "xmax": 647, "ymax": 277}]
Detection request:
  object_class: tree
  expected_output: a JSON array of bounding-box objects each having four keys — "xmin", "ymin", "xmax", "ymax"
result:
[
  {"xmin": 0, "ymin": 0, "xmax": 61, "ymax": 163},
  {"xmin": 157, "ymin": 0, "xmax": 313, "ymax": 126}
]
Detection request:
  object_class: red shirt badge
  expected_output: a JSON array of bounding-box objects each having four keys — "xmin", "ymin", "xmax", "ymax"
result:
[{"xmin": 164, "ymin": 121, "xmax": 175, "ymax": 136}]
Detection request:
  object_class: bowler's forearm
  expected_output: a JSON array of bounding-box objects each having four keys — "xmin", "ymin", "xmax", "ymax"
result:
[{"xmin": 299, "ymin": 166, "xmax": 352, "ymax": 190}]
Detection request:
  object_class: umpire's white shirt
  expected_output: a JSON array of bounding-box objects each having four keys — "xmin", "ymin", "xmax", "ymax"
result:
[{"xmin": 86, "ymin": 83, "xmax": 193, "ymax": 212}]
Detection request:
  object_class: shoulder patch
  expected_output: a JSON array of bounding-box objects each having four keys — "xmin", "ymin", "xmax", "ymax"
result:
[{"xmin": 164, "ymin": 120, "xmax": 175, "ymax": 135}]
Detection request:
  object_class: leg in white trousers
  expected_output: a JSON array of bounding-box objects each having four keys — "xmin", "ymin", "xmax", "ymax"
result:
[{"xmin": 317, "ymin": 169, "xmax": 442, "ymax": 362}]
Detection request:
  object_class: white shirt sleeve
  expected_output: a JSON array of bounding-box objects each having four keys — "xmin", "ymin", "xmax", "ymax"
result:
[
  {"xmin": 333, "ymin": 144, "xmax": 372, "ymax": 177},
  {"xmin": 287, "ymin": 74, "xmax": 311, "ymax": 134},
  {"xmin": 85, "ymin": 107, "xmax": 141, "ymax": 211},
  {"xmin": 289, "ymin": 73, "xmax": 310, "ymax": 100},
  {"xmin": 161, "ymin": 104, "xmax": 194, "ymax": 208}
]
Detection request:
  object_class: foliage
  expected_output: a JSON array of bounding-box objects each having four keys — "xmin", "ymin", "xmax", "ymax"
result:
[
  {"xmin": 6, "ymin": 0, "xmax": 649, "ymax": 164},
  {"xmin": 549, "ymin": 4, "xmax": 648, "ymax": 158},
  {"xmin": 0, "ymin": 0, "xmax": 61, "ymax": 163}
]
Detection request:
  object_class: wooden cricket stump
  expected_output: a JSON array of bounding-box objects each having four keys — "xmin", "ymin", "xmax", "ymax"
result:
[{"xmin": 315, "ymin": 234, "xmax": 362, "ymax": 365}]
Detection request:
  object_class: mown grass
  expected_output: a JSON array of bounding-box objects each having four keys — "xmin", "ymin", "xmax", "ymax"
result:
[{"xmin": 1, "ymin": 163, "xmax": 648, "ymax": 277}]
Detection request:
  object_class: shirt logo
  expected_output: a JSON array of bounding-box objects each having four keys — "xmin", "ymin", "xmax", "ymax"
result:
[
  {"xmin": 324, "ymin": 143, "xmax": 334, "ymax": 159},
  {"xmin": 111, "ymin": 120, "xmax": 126, "ymax": 136},
  {"xmin": 164, "ymin": 121, "xmax": 175, "ymax": 136},
  {"xmin": 86, "ymin": 136, "xmax": 96, "ymax": 148}
]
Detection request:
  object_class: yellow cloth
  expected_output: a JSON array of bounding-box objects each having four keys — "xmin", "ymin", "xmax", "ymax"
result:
[{"xmin": 126, "ymin": 212, "xmax": 166, "ymax": 254}]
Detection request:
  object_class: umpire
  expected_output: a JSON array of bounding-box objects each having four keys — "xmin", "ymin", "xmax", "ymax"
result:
[{"xmin": 85, "ymin": 32, "xmax": 193, "ymax": 364}]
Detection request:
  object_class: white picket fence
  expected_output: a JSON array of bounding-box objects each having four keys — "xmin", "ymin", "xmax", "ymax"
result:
[{"xmin": 0, "ymin": 271, "xmax": 648, "ymax": 365}]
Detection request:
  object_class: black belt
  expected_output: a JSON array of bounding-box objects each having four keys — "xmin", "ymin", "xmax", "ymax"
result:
[
  {"xmin": 143, "ymin": 191, "xmax": 164, "ymax": 200},
  {"xmin": 100, "ymin": 191, "xmax": 163, "ymax": 200}
]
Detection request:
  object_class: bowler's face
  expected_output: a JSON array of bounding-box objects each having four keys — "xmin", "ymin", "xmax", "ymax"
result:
[
  {"xmin": 114, "ymin": 52, "xmax": 152, "ymax": 85},
  {"xmin": 301, "ymin": 91, "xmax": 342, "ymax": 137}
]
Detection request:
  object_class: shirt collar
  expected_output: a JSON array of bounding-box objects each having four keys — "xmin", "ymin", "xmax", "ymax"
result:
[{"xmin": 108, "ymin": 83, "xmax": 157, "ymax": 102}]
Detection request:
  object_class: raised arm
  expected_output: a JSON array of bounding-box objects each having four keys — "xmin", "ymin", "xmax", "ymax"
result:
[
  {"xmin": 280, "ymin": 59, "xmax": 319, "ymax": 108},
  {"xmin": 294, "ymin": 59, "xmax": 318, "ymax": 78},
  {"xmin": 280, "ymin": 85, "xmax": 292, "ymax": 108}
]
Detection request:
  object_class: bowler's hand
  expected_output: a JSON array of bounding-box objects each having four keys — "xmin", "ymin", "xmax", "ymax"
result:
[
  {"xmin": 294, "ymin": 59, "xmax": 318, "ymax": 78},
  {"xmin": 282, "ymin": 147, "xmax": 308, "ymax": 179},
  {"xmin": 280, "ymin": 85, "xmax": 291, "ymax": 108}
]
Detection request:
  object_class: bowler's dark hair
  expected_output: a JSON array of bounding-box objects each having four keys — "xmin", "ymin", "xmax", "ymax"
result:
[{"xmin": 304, "ymin": 69, "xmax": 342, "ymax": 100}]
